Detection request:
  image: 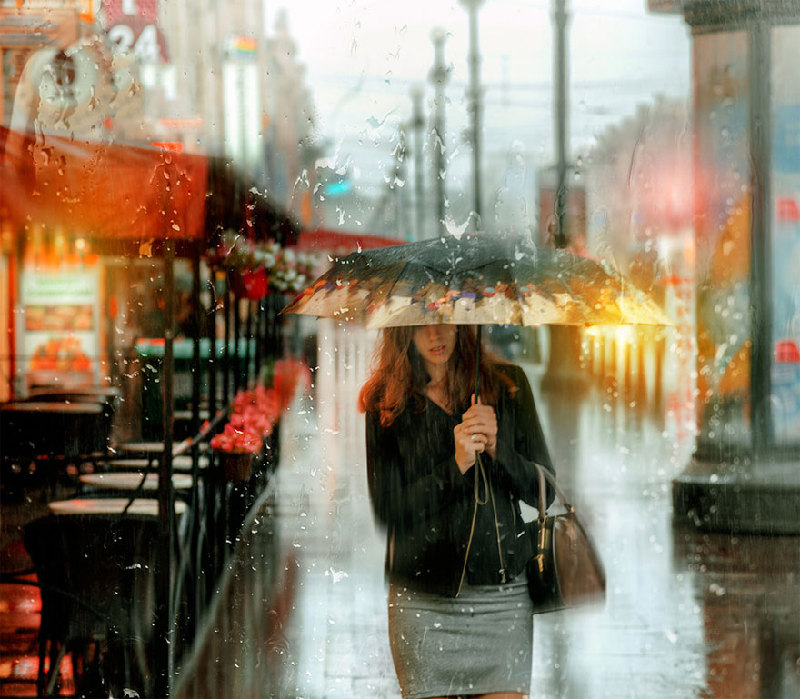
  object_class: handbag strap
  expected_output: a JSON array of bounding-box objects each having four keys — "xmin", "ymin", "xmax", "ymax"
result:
[
  {"xmin": 534, "ymin": 462, "xmax": 574, "ymax": 518},
  {"xmin": 456, "ymin": 453, "xmax": 488, "ymax": 597}
]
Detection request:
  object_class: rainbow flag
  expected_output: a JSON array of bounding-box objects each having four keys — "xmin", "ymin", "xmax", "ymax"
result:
[{"xmin": 231, "ymin": 35, "xmax": 257, "ymax": 58}]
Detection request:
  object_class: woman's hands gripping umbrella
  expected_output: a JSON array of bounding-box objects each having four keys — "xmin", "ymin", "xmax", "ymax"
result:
[{"xmin": 454, "ymin": 395, "xmax": 498, "ymax": 474}]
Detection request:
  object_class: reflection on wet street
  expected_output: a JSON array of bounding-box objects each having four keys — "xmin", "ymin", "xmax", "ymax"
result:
[{"xmin": 171, "ymin": 330, "xmax": 800, "ymax": 698}]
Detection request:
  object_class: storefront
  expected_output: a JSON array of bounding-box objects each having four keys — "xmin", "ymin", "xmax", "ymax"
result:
[{"xmin": 663, "ymin": 0, "xmax": 800, "ymax": 531}]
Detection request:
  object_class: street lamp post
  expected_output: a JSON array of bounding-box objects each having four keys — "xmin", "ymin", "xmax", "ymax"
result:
[
  {"xmin": 460, "ymin": 0, "xmax": 485, "ymax": 228},
  {"xmin": 553, "ymin": 0, "xmax": 569, "ymax": 249},
  {"xmin": 430, "ymin": 27, "xmax": 449, "ymax": 238},
  {"xmin": 410, "ymin": 84, "xmax": 426, "ymax": 241},
  {"xmin": 543, "ymin": 0, "xmax": 586, "ymax": 392},
  {"xmin": 395, "ymin": 128, "xmax": 410, "ymax": 242}
]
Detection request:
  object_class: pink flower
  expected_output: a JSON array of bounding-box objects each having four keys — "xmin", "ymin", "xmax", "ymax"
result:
[
  {"xmin": 212, "ymin": 359, "xmax": 311, "ymax": 454},
  {"xmin": 210, "ymin": 423, "xmax": 261, "ymax": 454}
]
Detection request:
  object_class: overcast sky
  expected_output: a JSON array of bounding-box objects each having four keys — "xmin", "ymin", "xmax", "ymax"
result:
[{"xmin": 266, "ymin": 0, "xmax": 691, "ymax": 199}]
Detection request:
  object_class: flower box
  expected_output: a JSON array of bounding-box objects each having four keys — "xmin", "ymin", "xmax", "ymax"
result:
[
  {"xmin": 229, "ymin": 268, "xmax": 268, "ymax": 300},
  {"xmin": 208, "ymin": 361, "xmax": 311, "ymax": 482},
  {"xmin": 206, "ymin": 231, "xmax": 315, "ymax": 296},
  {"xmin": 216, "ymin": 451, "xmax": 254, "ymax": 482}
]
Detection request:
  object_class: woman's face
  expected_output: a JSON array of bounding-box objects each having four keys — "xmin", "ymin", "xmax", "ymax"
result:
[{"xmin": 412, "ymin": 324, "xmax": 457, "ymax": 376}]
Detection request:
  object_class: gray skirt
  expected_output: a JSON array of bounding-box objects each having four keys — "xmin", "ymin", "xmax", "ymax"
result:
[{"xmin": 387, "ymin": 576, "xmax": 533, "ymax": 699}]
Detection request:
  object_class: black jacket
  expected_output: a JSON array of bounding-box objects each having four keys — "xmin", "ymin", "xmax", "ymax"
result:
[{"xmin": 365, "ymin": 363, "xmax": 554, "ymax": 596}]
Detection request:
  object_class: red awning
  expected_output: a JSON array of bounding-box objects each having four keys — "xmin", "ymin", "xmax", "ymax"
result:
[
  {"xmin": 296, "ymin": 227, "xmax": 403, "ymax": 253},
  {"xmin": 0, "ymin": 126, "xmax": 207, "ymax": 242}
]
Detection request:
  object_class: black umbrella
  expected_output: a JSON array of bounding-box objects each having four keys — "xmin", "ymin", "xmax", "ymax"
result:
[
  {"xmin": 283, "ymin": 232, "xmax": 669, "ymax": 326},
  {"xmin": 283, "ymin": 231, "xmax": 671, "ymax": 393}
]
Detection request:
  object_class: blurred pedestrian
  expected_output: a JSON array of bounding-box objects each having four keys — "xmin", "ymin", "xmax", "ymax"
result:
[{"xmin": 359, "ymin": 324, "xmax": 554, "ymax": 699}]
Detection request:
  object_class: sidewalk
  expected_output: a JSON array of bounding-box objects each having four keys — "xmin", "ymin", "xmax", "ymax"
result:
[
  {"xmin": 175, "ymin": 352, "xmax": 798, "ymax": 698},
  {"xmin": 4, "ymin": 347, "xmax": 798, "ymax": 697},
  {"xmin": 174, "ymin": 382, "xmax": 398, "ymax": 699}
]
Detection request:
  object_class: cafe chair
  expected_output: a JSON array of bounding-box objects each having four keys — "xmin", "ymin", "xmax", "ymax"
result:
[{"xmin": 23, "ymin": 510, "xmax": 161, "ymax": 697}]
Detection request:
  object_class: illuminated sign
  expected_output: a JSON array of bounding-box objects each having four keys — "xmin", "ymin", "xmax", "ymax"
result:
[
  {"xmin": 0, "ymin": 7, "xmax": 78, "ymax": 49},
  {"xmin": 105, "ymin": 0, "xmax": 168, "ymax": 62}
]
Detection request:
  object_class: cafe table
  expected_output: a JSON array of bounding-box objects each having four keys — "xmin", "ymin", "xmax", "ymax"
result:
[
  {"xmin": 111, "ymin": 441, "xmax": 205, "ymax": 469},
  {"xmin": 47, "ymin": 496, "xmax": 187, "ymax": 516},
  {"xmin": 78, "ymin": 471, "xmax": 194, "ymax": 496},
  {"xmin": 25, "ymin": 385, "xmax": 122, "ymax": 404}
]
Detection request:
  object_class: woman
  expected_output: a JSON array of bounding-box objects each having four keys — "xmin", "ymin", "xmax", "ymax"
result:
[{"xmin": 358, "ymin": 324, "xmax": 554, "ymax": 699}]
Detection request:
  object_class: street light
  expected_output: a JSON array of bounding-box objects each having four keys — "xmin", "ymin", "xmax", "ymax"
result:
[
  {"xmin": 553, "ymin": 0, "xmax": 570, "ymax": 249},
  {"xmin": 543, "ymin": 0, "xmax": 586, "ymax": 392},
  {"xmin": 460, "ymin": 0, "xmax": 485, "ymax": 228},
  {"xmin": 410, "ymin": 83, "xmax": 426, "ymax": 242},
  {"xmin": 429, "ymin": 27, "xmax": 449, "ymax": 238}
]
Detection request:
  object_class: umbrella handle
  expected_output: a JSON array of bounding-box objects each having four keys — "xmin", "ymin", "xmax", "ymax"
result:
[{"xmin": 474, "ymin": 325, "xmax": 482, "ymax": 399}]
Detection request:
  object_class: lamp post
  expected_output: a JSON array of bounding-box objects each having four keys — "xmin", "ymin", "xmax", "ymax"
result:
[
  {"xmin": 395, "ymin": 127, "xmax": 410, "ymax": 242},
  {"xmin": 553, "ymin": 0, "xmax": 569, "ymax": 249},
  {"xmin": 410, "ymin": 84, "xmax": 426, "ymax": 241},
  {"xmin": 430, "ymin": 27, "xmax": 449, "ymax": 238},
  {"xmin": 460, "ymin": 0, "xmax": 485, "ymax": 228},
  {"xmin": 542, "ymin": 0, "xmax": 586, "ymax": 392}
]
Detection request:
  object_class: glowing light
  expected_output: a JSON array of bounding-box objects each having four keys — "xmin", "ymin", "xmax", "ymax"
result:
[{"xmin": 615, "ymin": 325, "xmax": 635, "ymax": 345}]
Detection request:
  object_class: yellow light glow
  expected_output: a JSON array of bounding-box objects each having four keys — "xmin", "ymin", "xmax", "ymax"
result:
[{"xmin": 615, "ymin": 325, "xmax": 635, "ymax": 344}]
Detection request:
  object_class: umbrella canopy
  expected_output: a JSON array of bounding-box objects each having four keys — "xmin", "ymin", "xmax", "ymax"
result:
[{"xmin": 282, "ymin": 233, "xmax": 671, "ymax": 329}]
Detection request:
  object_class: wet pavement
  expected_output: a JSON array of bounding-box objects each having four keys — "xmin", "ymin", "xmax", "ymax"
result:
[{"xmin": 3, "ymin": 328, "xmax": 800, "ymax": 697}]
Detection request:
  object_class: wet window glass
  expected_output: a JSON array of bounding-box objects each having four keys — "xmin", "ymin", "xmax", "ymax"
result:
[
  {"xmin": 770, "ymin": 24, "xmax": 800, "ymax": 448},
  {"xmin": 694, "ymin": 29, "xmax": 751, "ymax": 454},
  {"xmin": 1, "ymin": 2, "xmax": 799, "ymax": 699}
]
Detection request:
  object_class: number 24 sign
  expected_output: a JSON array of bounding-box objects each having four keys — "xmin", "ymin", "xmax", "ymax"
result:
[{"xmin": 108, "ymin": 20, "xmax": 169, "ymax": 63}]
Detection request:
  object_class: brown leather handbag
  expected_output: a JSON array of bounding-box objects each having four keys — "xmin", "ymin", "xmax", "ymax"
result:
[{"xmin": 525, "ymin": 463, "xmax": 606, "ymax": 614}]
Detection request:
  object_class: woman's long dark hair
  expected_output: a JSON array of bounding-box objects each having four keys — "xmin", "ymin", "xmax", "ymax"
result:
[{"xmin": 358, "ymin": 325, "xmax": 515, "ymax": 426}]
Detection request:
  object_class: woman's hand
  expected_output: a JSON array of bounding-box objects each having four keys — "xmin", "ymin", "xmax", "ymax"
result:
[
  {"xmin": 464, "ymin": 394, "xmax": 498, "ymax": 459},
  {"xmin": 453, "ymin": 395, "xmax": 498, "ymax": 472}
]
